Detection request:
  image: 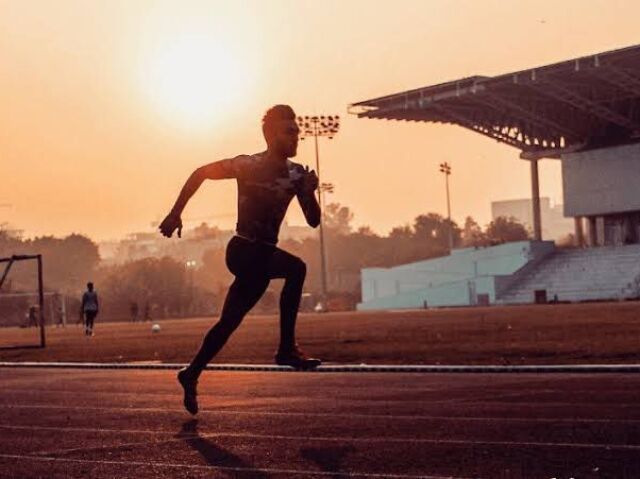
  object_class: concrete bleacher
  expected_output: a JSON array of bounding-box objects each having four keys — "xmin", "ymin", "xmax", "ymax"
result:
[
  {"xmin": 498, "ymin": 244, "xmax": 640, "ymax": 304},
  {"xmin": 357, "ymin": 241, "xmax": 555, "ymax": 310}
]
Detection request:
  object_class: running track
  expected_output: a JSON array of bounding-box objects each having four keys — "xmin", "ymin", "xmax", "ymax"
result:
[{"xmin": 1, "ymin": 368, "xmax": 639, "ymax": 478}]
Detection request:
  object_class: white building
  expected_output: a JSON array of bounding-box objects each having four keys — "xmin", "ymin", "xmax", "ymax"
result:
[{"xmin": 491, "ymin": 198, "xmax": 573, "ymax": 241}]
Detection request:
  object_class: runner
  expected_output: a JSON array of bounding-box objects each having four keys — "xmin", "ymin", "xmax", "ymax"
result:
[{"xmin": 159, "ymin": 105, "xmax": 321, "ymax": 414}]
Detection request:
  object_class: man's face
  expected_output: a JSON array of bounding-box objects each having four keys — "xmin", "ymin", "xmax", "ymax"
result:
[{"xmin": 272, "ymin": 119, "xmax": 300, "ymax": 158}]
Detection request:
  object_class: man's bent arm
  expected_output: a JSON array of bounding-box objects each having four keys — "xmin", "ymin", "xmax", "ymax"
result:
[
  {"xmin": 169, "ymin": 157, "xmax": 243, "ymax": 216},
  {"xmin": 297, "ymin": 191, "xmax": 321, "ymax": 228}
]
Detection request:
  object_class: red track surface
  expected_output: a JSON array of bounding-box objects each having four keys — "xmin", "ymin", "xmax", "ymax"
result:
[{"xmin": 1, "ymin": 368, "xmax": 639, "ymax": 478}]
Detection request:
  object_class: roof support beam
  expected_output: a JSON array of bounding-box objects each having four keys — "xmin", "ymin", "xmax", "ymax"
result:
[
  {"xmin": 528, "ymin": 81, "xmax": 640, "ymax": 131},
  {"xmin": 430, "ymin": 103, "xmax": 529, "ymax": 150},
  {"xmin": 476, "ymin": 93, "xmax": 583, "ymax": 142},
  {"xmin": 591, "ymin": 65, "xmax": 640, "ymax": 98},
  {"xmin": 519, "ymin": 141, "xmax": 586, "ymax": 160}
]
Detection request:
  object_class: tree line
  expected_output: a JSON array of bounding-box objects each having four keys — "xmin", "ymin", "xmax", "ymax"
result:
[{"xmin": 0, "ymin": 206, "xmax": 529, "ymax": 321}]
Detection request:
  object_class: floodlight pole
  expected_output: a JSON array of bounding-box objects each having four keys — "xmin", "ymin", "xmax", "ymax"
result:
[
  {"xmin": 312, "ymin": 122, "xmax": 328, "ymax": 304},
  {"xmin": 439, "ymin": 162, "xmax": 453, "ymax": 251},
  {"xmin": 37, "ymin": 254, "xmax": 45, "ymax": 348},
  {"xmin": 296, "ymin": 115, "xmax": 340, "ymax": 307}
]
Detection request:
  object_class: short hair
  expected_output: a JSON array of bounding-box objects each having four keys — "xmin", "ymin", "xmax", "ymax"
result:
[
  {"xmin": 262, "ymin": 104, "xmax": 295, "ymax": 140},
  {"xmin": 87, "ymin": 282, "xmax": 94, "ymax": 289}
]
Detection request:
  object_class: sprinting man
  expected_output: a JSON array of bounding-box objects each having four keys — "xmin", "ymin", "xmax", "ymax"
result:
[
  {"xmin": 159, "ymin": 105, "xmax": 321, "ymax": 415},
  {"xmin": 81, "ymin": 282, "xmax": 99, "ymax": 336}
]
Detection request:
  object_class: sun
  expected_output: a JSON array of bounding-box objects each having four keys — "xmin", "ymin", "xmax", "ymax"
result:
[{"xmin": 141, "ymin": 33, "xmax": 250, "ymax": 128}]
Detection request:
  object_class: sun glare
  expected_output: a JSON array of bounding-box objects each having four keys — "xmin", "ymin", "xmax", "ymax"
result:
[{"xmin": 142, "ymin": 33, "xmax": 250, "ymax": 128}]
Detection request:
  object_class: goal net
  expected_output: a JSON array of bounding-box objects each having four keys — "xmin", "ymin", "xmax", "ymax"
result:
[{"xmin": 0, "ymin": 255, "xmax": 47, "ymax": 349}]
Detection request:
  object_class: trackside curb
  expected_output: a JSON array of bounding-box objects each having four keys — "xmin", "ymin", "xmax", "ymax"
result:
[{"xmin": 1, "ymin": 362, "xmax": 640, "ymax": 373}]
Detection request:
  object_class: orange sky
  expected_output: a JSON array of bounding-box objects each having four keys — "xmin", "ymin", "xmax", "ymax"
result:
[{"xmin": 1, "ymin": 0, "xmax": 639, "ymax": 241}]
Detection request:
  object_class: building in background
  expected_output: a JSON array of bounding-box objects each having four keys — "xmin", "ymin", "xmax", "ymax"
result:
[{"xmin": 491, "ymin": 198, "xmax": 573, "ymax": 242}]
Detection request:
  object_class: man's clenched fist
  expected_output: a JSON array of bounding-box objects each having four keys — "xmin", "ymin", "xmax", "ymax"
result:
[{"xmin": 159, "ymin": 213, "xmax": 183, "ymax": 238}]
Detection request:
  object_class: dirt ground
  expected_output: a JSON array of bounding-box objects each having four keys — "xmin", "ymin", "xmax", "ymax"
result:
[{"xmin": 1, "ymin": 302, "xmax": 640, "ymax": 365}]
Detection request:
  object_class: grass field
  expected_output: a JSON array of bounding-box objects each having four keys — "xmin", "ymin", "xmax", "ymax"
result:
[{"xmin": 1, "ymin": 302, "xmax": 640, "ymax": 364}]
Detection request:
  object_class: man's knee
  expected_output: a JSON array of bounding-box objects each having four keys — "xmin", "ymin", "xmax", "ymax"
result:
[{"xmin": 291, "ymin": 258, "xmax": 306, "ymax": 281}]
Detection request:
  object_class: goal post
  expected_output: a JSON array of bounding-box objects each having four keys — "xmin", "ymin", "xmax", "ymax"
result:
[{"xmin": 0, "ymin": 254, "xmax": 46, "ymax": 348}]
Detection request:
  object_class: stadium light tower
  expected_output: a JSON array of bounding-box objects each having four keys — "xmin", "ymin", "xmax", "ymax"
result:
[
  {"xmin": 296, "ymin": 115, "xmax": 340, "ymax": 306},
  {"xmin": 439, "ymin": 162, "xmax": 453, "ymax": 251}
]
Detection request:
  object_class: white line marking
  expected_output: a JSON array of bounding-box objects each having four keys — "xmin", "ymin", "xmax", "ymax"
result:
[
  {"xmin": 3, "ymin": 403, "xmax": 638, "ymax": 424},
  {"xmin": 0, "ymin": 453, "xmax": 468, "ymax": 479},
  {"xmin": 1, "ymin": 424, "xmax": 638, "ymax": 451},
  {"xmin": 2, "ymin": 361, "xmax": 640, "ymax": 373}
]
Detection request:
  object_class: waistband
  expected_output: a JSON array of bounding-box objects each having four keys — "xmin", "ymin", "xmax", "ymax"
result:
[{"xmin": 234, "ymin": 233, "xmax": 277, "ymax": 247}]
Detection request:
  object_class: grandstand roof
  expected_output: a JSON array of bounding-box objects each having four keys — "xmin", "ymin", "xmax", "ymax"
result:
[{"xmin": 350, "ymin": 44, "xmax": 640, "ymax": 159}]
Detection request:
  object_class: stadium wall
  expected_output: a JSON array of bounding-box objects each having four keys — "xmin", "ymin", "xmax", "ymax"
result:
[
  {"xmin": 563, "ymin": 142, "xmax": 640, "ymax": 217},
  {"xmin": 357, "ymin": 241, "xmax": 555, "ymax": 310}
]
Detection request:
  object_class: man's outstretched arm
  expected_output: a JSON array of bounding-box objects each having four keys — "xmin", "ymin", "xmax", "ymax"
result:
[
  {"xmin": 159, "ymin": 156, "xmax": 247, "ymax": 238},
  {"xmin": 296, "ymin": 168, "xmax": 321, "ymax": 228}
]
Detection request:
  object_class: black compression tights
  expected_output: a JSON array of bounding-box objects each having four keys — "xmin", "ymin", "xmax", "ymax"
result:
[{"xmin": 187, "ymin": 236, "xmax": 306, "ymax": 377}]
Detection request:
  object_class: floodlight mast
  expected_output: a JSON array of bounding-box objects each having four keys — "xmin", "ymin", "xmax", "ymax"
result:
[
  {"xmin": 439, "ymin": 162, "xmax": 453, "ymax": 251},
  {"xmin": 296, "ymin": 115, "xmax": 340, "ymax": 307}
]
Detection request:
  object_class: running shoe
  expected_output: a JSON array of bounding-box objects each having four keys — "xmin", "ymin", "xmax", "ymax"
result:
[
  {"xmin": 177, "ymin": 368, "xmax": 199, "ymax": 415},
  {"xmin": 275, "ymin": 345, "xmax": 322, "ymax": 369}
]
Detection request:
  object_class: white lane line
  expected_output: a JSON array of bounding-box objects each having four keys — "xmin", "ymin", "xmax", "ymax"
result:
[
  {"xmin": 3, "ymin": 403, "xmax": 638, "ymax": 424},
  {"xmin": 0, "ymin": 453, "xmax": 468, "ymax": 479},
  {"xmin": 0, "ymin": 386, "xmax": 449, "ymax": 396},
  {"xmin": 1, "ymin": 424, "xmax": 638, "ymax": 451},
  {"xmin": 2, "ymin": 361, "xmax": 640, "ymax": 373}
]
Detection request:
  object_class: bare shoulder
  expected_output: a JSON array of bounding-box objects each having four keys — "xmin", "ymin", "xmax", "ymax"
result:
[
  {"xmin": 287, "ymin": 159, "xmax": 305, "ymax": 171},
  {"xmin": 231, "ymin": 152, "xmax": 264, "ymax": 171},
  {"xmin": 287, "ymin": 160, "xmax": 307, "ymax": 179}
]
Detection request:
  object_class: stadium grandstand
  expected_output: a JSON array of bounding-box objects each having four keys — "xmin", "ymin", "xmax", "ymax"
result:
[{"xmin": 350, "ymin": 43, "xmax": 640, "ymax": 308}]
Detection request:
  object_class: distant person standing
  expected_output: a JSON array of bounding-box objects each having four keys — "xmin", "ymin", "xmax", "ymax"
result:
[
  {"xmin": 27, "ymin": 305, "xmax": 38, "ymax": 328},
  {"xmin": 130, "ymin": 301, "xmax": 139, "ymax": 323},
  {"xmin": 81, "ymin": 282, "xmax": 99, "ymax": 336},
  {"xmin": 143, "ymin": 300, "xmax": 152, "ymax": 322}
]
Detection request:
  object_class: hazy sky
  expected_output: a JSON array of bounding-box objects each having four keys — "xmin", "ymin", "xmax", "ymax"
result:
[{"xmin": 1, "ymin": 0, "xmax": 639, "ymax": 240}]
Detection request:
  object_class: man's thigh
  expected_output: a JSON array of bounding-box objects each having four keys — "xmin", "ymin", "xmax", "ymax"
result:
[{"xmin": 267, "ymin": 247, "xmax": 304, "ymax": 280}]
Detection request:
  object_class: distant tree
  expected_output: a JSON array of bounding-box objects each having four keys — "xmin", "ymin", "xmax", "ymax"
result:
[
  {"xmin": 413, "ymin": 213, "xmax": 461, "ymax": 250},
  {"xmin": 191, "ymin": 222, "xmax": 221, "ymax": 240},
  {"xmin": 388, "ymin": 225, "xmax": 413, "ymax": 239},
  {"xmin": 485, "ymin": 216, "xmax": 529, "ymax": 244},
  {"xmin": 355, "ymin": 225, "xmax": 376, "ymax": 236},
  {"xmin": 97, "ymin": 256, "xmax": 192, "ymax": 319},
  {"xmin": 323, "ymin": 203, "xmax": 354, "ymax": 236},
  {"xmin": 0, "ymin": 233, "xmax": 99, "ymax": 293},
  {"xmin": 198, "ymin": 246, "xmax": 232, "ymax": 290},
  {"xmin": 461, "ymin": 216, "xmax": 487, "ymax": 247}
]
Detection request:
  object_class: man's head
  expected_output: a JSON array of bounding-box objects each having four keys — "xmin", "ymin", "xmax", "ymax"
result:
[
  {"xmin": 262, "ymin": 105, "xmax": 299, "ymax": 158},
  {"xmin": 87, "ymin": 282, "xmax": 94, "ymax": 291}
]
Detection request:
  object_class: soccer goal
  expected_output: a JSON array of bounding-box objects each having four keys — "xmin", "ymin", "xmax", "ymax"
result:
[{"xmin": 0, "ymin": 254, "xmax": 46, "ymax": 348}]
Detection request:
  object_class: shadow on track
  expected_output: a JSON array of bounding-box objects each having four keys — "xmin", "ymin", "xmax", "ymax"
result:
[
  {"xmin": 178, "ymin": 419, "xmax": 270, "ymax": 478},
  {"xmin": 301, "ymin": 445, "xmax": 356, "ymax": 478},
  {"xmin": 0, "ymin": 345, "xmax": 41, "ymax": 351}
]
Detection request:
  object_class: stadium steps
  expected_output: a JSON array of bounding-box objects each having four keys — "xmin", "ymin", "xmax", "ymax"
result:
[{"xmin": 497, "ymin": 244, "xmax": 640, "ymax": 304}]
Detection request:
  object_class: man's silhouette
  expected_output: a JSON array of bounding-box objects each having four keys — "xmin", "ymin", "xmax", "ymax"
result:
[{"xmin": 159, "ymin": 105, "xmax": 321, "ymax": 415}]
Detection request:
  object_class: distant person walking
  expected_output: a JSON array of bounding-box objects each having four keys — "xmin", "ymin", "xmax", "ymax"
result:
[
  {"xmin": 160, "ymin": 105, "xmax": 321, "ymax": 415},
  {"xmin": 81, "ymin": 282, "xmax": 99, "ymax": 336}
]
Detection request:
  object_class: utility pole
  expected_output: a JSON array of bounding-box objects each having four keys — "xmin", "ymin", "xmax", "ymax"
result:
[
  {"xmin": 296, "ymin": 115, "xmax": 340, "ymax": 307},
  {"xmin": 439, "ymin": 162, "xmax": 453, "ymax": 251}
]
